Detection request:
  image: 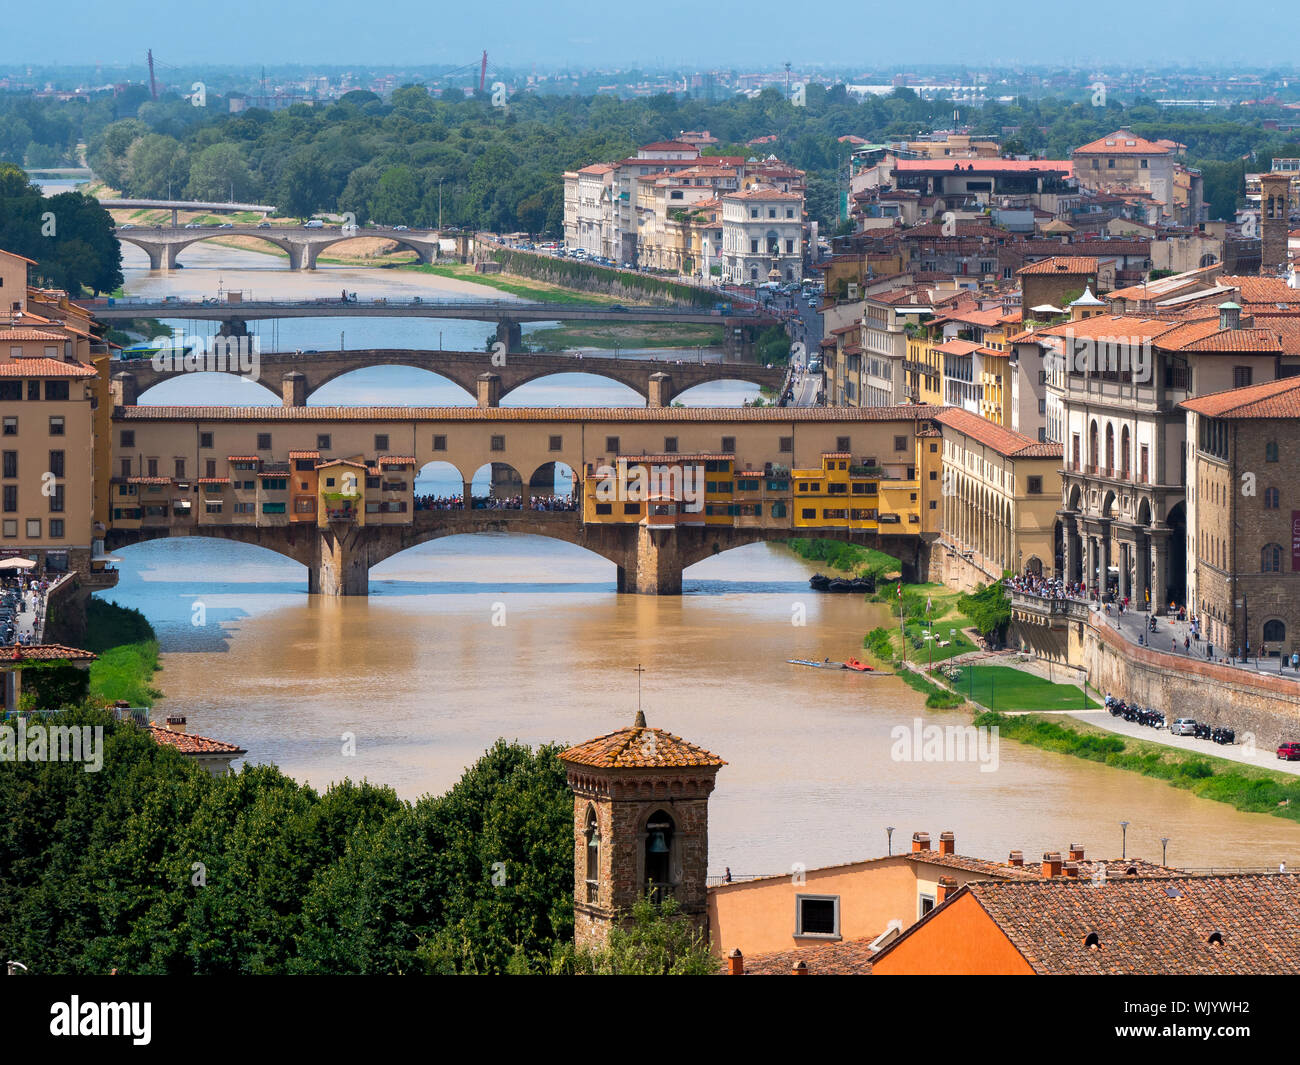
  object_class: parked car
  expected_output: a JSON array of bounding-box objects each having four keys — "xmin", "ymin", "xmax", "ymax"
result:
[
  {"xmin": 217, "ymin": 222, "xmax": 234, "ymax": 229},
  {"xmin": 393, "ymin": 225, "xmax": 409, "ymax": 231},
  {"xmin": 1170, "ymin": 718, "xmax": 1198, "ymax": 736},
  {"xmin": 1278, "ymin": 742, "xmax": 1300, "ymax": 761},
  {"xmin": 184, "ymin": 223, "xmax": 203, "ymax": 229},
  {"xmin": 256, "ymin": 221, "xmax": 272, "ymax": 228},
  {"xmin": 304, "ymin": 219, "xmax": 325, "ymax": 228},
  {"xmin": 608, "ymin": 304, "xmax": 628, "ymax": 313}
]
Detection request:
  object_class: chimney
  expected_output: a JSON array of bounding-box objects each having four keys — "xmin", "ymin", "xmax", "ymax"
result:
[
  {"xmin": 166, "ymin": 714, "xmax": 187, "ymax": 734},
  {"xmin": 727, "ymin": 949, "xmax": 744, "ymax": 976},
  {"xmin": 911, "ymin": 831, "xmax": 931, "ymax": 853},
  {"xmin": 1068, "ymin": 844, "xmax": 1085, "ymax": 862},
  {"xmin": 791, "ymin": 960, "xmax": 808, "ymax": 976},
  {"xmin": 1064, "ymin": 862, "xmax": 1080, "ymax": 878},
  {"xmin": 1042, "ymin": 851, "xmax": 1063, "ymax": 878},
  {"xmin": 938, "ymin": 830, "xmax": 956, "ymax": 855},
  {"xmin": 1008, "ymin": 850, "xmax": 1024, "ymax": 867},
  {"xmin": 936, "ymin": 875, "xmax": 958, "ymax": 903}
]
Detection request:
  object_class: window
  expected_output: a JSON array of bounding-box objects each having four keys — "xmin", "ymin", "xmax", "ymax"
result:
[
  {"xmin": 594, "ymin": 502, "xmax": 612, "ymax": 515},
  {"xmin": 663, "ymin": 436, "xmax": 678, "ymax": 454},
  {"xmin": 433, "ymin": 435, "xmax": 447, "ymax": 451},
  {"xmin": 549, "ymin": 435, "xmax": 562, "ymax": 452},
  {"xmin": 1, "ymin": 486, "xmax": 14, "ymax": 512},
  {"xmin": 1263, "ymin": 544, "xmax": 1283, "ymax": 572},
  {"xmin": 1266, "ymin": 440, "xmax": 1279, "ymax": 462},
  {"xmin": 779, "ymin": 436, "xmax": 793, "ymax": 453},
  {"xmin": 48, "ymin": 416, "xmax": 64, "ymax": 436},
  {"xmin": 929, "ymin": 470, "xmax": 938, "ymax": 480},
  {"xmin": 262, "ymin": 478, "xmax": 288, "ymax": 491},
  {"xmin": 49, "ymin": 519, "xmax": 64, "ymax": 538},
  {"xmin": 0, "ymin": 382, "xmax": 18, "ymax": 401},
  {"xmin": 374, "ymin": 434, "xmax": 389, "ymax": 451},
  {"xmin": 26, "ymin": 380, "xmax": 38, "ymax": 401},
  {"xmin": 622, "ymin": 503, "xmax": 641, "ymax": 515},
  {"xmin": 316, "ymin": 434, "xmax": 331, "ymax": 451},
  {"xmin": 256, "ymin": 433, "xmax": 271, "ymax": 450},
  {"xmin": 1264, "ymin": 619, "xmax": 1287, "ymax": 644},
  {"xmin": 605, "ymin": 436, "xmax": 620, "ymax": 454},
  {"xmin": 721, "ymin": 436, "xmax": 735, "ymax": 453},
  {"xmin": 262, "ymin": 502, "xmax": 287, "ymax": 514},
  {"xmin": 1027, "ymin": 476, "xmax": 1043, "ymax": 494},
  {"xmin": 1, "ymin": 452, "xmax": 14, "ymax": 479},
  {"xmin": 919, "ymin": 894, "xmax": 936, "ymax": 918},
  {"xmin": 120, "ymin": 458, "xmax": 131, "ymax": 478},
  {"xmin": 584, "ymin": 807, "xmax": 600, "ymax": 904},
  {"xmin": 174, "ymin": 458, "xmax": 185, "ymax": 479},
  {"xmin": 44, "ymin": 380, "xmax": 70, "ymax": 401},
  {"xmin": 795, "ymin": 895, "xmax": 840, "ymax": 938},
  {"xmin": 146, "ymin": 458, "xmax": 158, "ymax": 477},
  {"xmin": 801, "ymin": 508, "xmax": 816, "ymax": 519},
  {"xmin": 894, "ymin": 435, "xmax": 907, "ymax": 452},
  {"xmin": 3, "ymin": 520, "xmax": 15, "ymax": 537},
  {"xmin": 206, "ymin": 459, "xmax": 217, "ymax": 478},
  {"xmin": 200, "ymin": 432, "xmax": 213, "ymax": 449},
  {"xmin": 233, "ymin": 502, "xmax": 255, "ymax": 515},
  {"xmin": 1265, "ymin": 487, "xmax": 1280, "ymax": 509},
  {"xmin": 26, "ymin": 519, "xmax": 40, "ymax": 538},
  {"xmin": 490, "ymin": 435, "xmax": 505, "ymax": 452},
  {"xmin": 1233, "ymin": 366, "xmax": 1253, "ymax": 389},
  {"xmin": 120, "ymin": 430, "xmax": 135, "ymax": 448},
  {"xmin": 49, "ymin": 485, "xmax": 64, "ymax": 513},
  {"xmin": 837, "ymin": 436, "xmax": 851, "ymax": 452}
]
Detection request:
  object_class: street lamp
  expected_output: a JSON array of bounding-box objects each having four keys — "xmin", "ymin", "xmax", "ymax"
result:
[
  {"xmin": 886, "ymin": 826, "xmax": 895, "ymax": 855},
  {"xmin": 1120, "ymin": 821, "xmax": 1130, "ymax": 860},
  {"xmin": 1160, "ymin": 837, "xmax": 1169, "ymax": 866}
]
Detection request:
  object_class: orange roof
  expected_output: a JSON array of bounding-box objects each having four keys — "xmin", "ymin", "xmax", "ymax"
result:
[
  {"xmin": 934, "ymin": 340, "xmax": 982, "ymax": 357},
  {"xmin": 0, "ymin": 644, "xmax": 96, "ymax": 663},
  {"xmin": 147, "ymin": 725, "xmax": 246, "ymax": 756},
  {"xmin": 1016, "ymin": 256, "xmax": 1099, "ymax": 276},
  {"xmin": 287, "ymin": 449, "xmax": 320, "ymax": 459},
  {"xmin": 0, "ymin": 328, "xmax": 67, "ymax": 341},
  {"xmin": 1218, "ymin": 275, "xmax": 1300, "ymax": 306},
  {"xmin": 1073, "ymin": 129, "xmax": 1172, "ymax": 156},
  {"xmin": 560, "ymin": 712, "xmax": 725, "ymax": 770},
  {"xmin": 226, "ymin": 455, "xmax": 259, "ymax": 462},
  {"xmin": 1181, "ymin": 376, "xmax": 1300, "ymax": 419},
  {"xmin": 936, "ymin": 407, "xmax": 1063, "ymax": 459},
  {"xmin": 377, "ymin": 455, "xmax": 415, "ymax": 466},
  {"xmin": 0, "ymin": 358, "xmax": 96, "ymax": 378}
]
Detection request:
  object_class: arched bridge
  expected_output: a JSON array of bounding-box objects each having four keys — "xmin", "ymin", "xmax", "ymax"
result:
[
  {"xmin": 112, "ymin": 348, "xmax": 787, "ymax": 407},
  {"xmin": 113, "ymin": 225, "xmax": 444, "ymax": 272},
  {"xmin": 105, "ymin": 509, "xmax": 901, "ymax": 597}
]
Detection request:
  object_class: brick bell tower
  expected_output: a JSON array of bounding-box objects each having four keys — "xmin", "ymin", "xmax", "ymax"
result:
[
  {"xmin": 559, "ymin": 709, "xmax": 725, "ymax": 950},
  {"xmin": 1260, "ymin": 171, "xmax": 1291, "ymax": 275}
]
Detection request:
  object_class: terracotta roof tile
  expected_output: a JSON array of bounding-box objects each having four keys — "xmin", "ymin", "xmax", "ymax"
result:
[
  {"xmin": 936, "ymin": 408, "xmax": 1063, "ymax": 459},
  {"xmin": 0, "ymin": 358, "xmax": 96, "ymax": 378},
  {"xmin": 147, "ymin": 725, "xmax": 247, "ymax": 756},
  {"xmin": 1016, "ymin": 256, "xmax": 1100, "ymax": 276},
  {"xmin": 1181, "ymin": 375, "xmax": 1300, "ymax": 419},
  {"xmin": 964, "ymin": 874, "xmax": 1300, "ymax": 975},
  {"xmin": 560, "ymin": 714, "xmax": 725, "ymax": 770},
  {"xmin": 1, "ymin": 644, "xmax": 97, "ymax": 663}
]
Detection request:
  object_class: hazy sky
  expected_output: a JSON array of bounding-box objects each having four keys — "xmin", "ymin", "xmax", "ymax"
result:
[{"xmin": 4, "ymin": 0, "xmax": 1298, "ymax": 70}]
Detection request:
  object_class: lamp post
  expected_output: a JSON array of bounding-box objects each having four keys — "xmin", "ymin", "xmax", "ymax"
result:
[
  {"xmin": 886, "ymin": 826, "xmax": 895, "ymax": 856},
  {"xmin": 1160, "ymin": 837, "xmax": 1169, "ymax": 866},
  {"xmin": 1120, "ymin": 821, "xmax": 1130, "ymax": 860}
]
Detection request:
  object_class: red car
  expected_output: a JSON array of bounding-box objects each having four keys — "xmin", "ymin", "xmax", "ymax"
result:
[{"xmin": 1278, "ymin": 742, "xmax": 1300, "ymax": 761}]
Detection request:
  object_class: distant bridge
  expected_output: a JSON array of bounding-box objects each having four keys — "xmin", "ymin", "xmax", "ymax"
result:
[
  {"xmin": 102, "ymin": 198, "xmax": 279, "ymax": 225},
  {"xmin": 80, "ymin": 296, "xmax": 769, "ymax": 353},
  {"xmin": 112, "ymin": 347, "xmax": 787, "ymax": 407},
  {"xmin": 110, "ymin": 224, "xmax": 446, "ymax": 271}
]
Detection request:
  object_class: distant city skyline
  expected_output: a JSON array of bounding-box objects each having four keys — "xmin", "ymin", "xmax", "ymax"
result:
[{"xmin": 4, "ymin": 0, "xmax": 1299, "ymax": 69}]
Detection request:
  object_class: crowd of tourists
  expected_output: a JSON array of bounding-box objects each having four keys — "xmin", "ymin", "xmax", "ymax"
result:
[{"xmin": 414, "ymin": 493, "xmax": 578, "ymax": 512}]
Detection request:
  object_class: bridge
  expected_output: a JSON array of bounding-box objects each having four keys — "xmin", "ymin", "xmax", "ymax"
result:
[
  {"xmin": 111, "ymin": 224, "xmax": 445, "ymax": 272},
  {"xmin": 104, "ymin": 198, "xmax": 280, "ymax": 225},
  {"xmin": 111, "ymin": 348, "xmax": 788, "ymax": 407},
  {"xmin": 106, "ymin": 403, "xmax": 941, "ymax": 595},
  {"xmin": 80, "ymin": 296, "xmax": 770, "ymax": 353}
]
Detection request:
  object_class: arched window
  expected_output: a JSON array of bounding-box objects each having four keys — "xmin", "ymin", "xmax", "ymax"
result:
[
  {"xmin": 644, "ymin": 810, "xmax": 675, "ymax": 902},
  {"xmin": 1265, "ymin": 487, "xmax": 1280, "ymax": 509},
  {"xmin": 1105, "ymin": 424, "xmax": 1114, "ymax": 474},
  {"xmin": 1089, "ymin": 420, "xmax": 1099, "ymax": 470},
  {"xmin": 749, "ymin": 266, "xmax": 758, "ymax": 280},
  {"xmin": 1266, "ymin": 441, "xmax": 1279, "ymax": 463},
  {"xmin": 1120, "ymin": 425, "xmax": 1131, "ymax": 478},
  {"xmin": 584, "ymin": 807, "xmax": 601, "ymax": 903},
  {"xmin": 1264, "ymin": 619, "xmax": 1286, "ymax": 643},
  {"xmin": 1263, "ymin": 544, "xmax": 1283, "ymax": 573}
]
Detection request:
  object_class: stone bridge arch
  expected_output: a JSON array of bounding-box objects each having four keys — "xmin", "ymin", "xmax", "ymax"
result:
[{"xmin": 118, "ymin": 230, "xmax": 300, "ymax": 271}]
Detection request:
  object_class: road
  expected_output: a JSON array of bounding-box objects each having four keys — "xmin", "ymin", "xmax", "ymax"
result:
[{"xmin": 1065, "ymin": 709, "xmax": 1300, "ymax": 776}]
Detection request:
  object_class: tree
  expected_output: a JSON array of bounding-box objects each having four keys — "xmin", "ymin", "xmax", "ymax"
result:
[
  {"xmin": 563, "ymin": 896, "xmax": 717, "ymax": 975},
  {"xmin": 185, "ymin": 142, "xmax": 256, "ymax": 202},
  {"xmin": 125, "ymin": 134, "xmax": 189, "ymax": 199},
  {"xmin": 368, "ymin": 164, "xmax": 419, "ymax": 225}
]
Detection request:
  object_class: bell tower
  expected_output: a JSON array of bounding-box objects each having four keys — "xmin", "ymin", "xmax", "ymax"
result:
[
  {"xmin": 559, "ymin": 708, "xmax": 725, "ymax": 950},
  {"xmin": 1260, "ymin": 171, "xmax": 1291, "ymax": 275}
]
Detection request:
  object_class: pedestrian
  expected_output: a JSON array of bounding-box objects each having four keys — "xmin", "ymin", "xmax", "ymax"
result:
[
  {"xmin": 1184, "ymin": 636, "xmax": 1190, "ymax": 653},
  {"xmin": 1172, "ymin": 637, "xmax": 1178, "ymax": 653}
]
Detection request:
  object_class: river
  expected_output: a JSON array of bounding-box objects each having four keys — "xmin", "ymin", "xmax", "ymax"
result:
[{"xmin": 100, "ymin": 242, "xmax": 1300, "ymax": 874}]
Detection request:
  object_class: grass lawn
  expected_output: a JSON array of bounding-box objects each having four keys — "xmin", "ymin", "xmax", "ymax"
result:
[
  {"xmin": 527, "ymin": 322, "xmax": 723, "ymax": 350},
  {"xmin": 84, "ymin": 599, "xmax": 161, "ymax": 707},
  {"xmin": 903, "ymin": 616, "xmax": 978, "ymax": 663},
  {"xmin": 952, "ymin": 665, "xmax": 1098, "ymax": 712}
]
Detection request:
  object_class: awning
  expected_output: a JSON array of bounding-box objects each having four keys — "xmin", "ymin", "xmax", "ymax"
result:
[{"xmin": 0, "ymin": 558, "xmax": 36, "ymax": 570}]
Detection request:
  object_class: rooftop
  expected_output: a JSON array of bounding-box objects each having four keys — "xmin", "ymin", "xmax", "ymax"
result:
[
  {"xmin": 560, "ymin": 711, "xmax": 726, "ymax": 770},
  {"xmin": 1181, "ymin": 375, "xmax": 1300, "ymax": 419}
]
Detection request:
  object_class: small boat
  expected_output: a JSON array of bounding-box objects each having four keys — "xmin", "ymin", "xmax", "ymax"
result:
[
  {"xmin": 808, "ymin": 573, "xmax": 830, "ymax": 591},
  {"xmin": 827, "ymin": 579, "xmax": 852, "ymax": 593},
  {"xmin": 844, "ymin": 657, "xmax": 875, "ymax": 672},
  {"xmin": 788, "ymin": 658, "xmax": 846, "ymax": 670}
]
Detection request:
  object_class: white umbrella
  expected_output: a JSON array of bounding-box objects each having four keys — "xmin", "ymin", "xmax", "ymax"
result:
[{"xmin": 0, "ymin": 558, "xmax": 35, "ymax": 570}]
